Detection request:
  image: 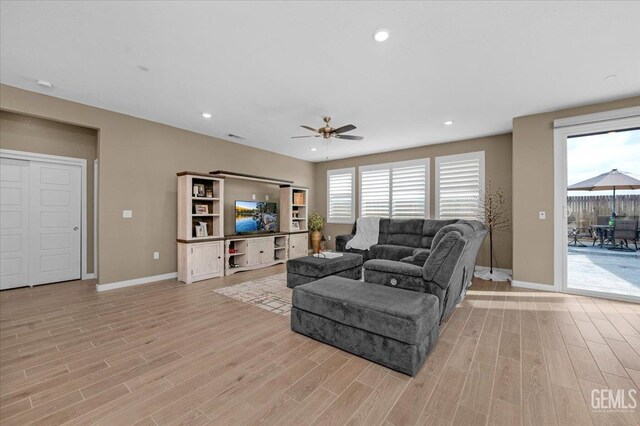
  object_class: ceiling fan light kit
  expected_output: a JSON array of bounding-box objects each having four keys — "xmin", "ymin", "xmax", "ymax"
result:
[{"xmin": 291, "ymin": 116, "xmax": 364, "ymax": 141}]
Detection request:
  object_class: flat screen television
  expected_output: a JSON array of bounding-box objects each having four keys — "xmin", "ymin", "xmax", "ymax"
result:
[{"xmin": 235, "ymin": 201, "xmax": 278, "ymax": 234}]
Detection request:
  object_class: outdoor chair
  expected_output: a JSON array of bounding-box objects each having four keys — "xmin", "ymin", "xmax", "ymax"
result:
[
  {"xmin": 591, "ymin": 215, "xmax": 612, "ymax": 246},
  {"xmin": 611, "ymin": 218, "xmax": 639, "ymax": 251},
  {"xmin": 568, "ymin": 221, "xmax": 591, "ymax": 247}
]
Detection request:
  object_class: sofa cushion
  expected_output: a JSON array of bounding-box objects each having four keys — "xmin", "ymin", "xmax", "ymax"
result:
[
  {"xmin": 287, "ymin": 252, "xmax": 363, "ymax": 278},
  {"xmin": 400, "ymin": 256, "xmax": 426, "ymax": 267},
  {"xmin": 370, "ymin": 244, "xmax": 416, "ymax": 261},
  {"xmin": 377, "ymin": 218, "xmax": 392, "ymax": 244},
  {"xmin": 382, "ymin": 219, "xmax": 425, "ymax": 247},
  {"xmin": 365, "ymin": 259, "xmax": 424, "ymax": 277},
  {"xmin": 421, "ymin": 219, "xmax": 458, "ymax": 248},
  {"xmin": 292, "ymin": 276, "xmax": 439, "ymax": 345}
]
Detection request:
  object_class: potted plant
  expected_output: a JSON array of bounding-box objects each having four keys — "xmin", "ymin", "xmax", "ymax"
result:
[{"xmin": 308, "ymin": 210, "xmax": 326, "ymax": 254}]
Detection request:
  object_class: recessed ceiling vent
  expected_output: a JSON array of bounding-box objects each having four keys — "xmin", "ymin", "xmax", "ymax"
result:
[{"xmin": 227, "ymin": 134, "xmax": 246, "ymax": 140}]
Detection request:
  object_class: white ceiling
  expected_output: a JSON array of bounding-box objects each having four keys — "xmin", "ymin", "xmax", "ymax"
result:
[{"xmin": 1, "ymin": 1, "xmax": 639, "ymax": 162}]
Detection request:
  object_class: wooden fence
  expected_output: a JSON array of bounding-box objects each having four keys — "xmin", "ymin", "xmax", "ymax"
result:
[{"xmin": 567, "ymin": 194, "xmax": 640, "ymax": 226}]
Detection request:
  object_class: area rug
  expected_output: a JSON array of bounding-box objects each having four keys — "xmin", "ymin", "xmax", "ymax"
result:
[{"xmin": 214, "ymin": 273, "xmax": 292, "ymax": 316}]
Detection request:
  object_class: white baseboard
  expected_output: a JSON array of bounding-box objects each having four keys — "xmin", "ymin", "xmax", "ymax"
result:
[
  {"xmin": 474, "ymin": 266, "xmax": 513, "ymax": 275},
  {"xmin": 83, "ymin": 273, "xmax": 96, "ymax": 280},
  {"xmin": 511, "ymin": 280, "xmax": 558, "ymax": 292},
  {"xmin": 96, "ymin": 272, "xmax": 177, "ymax": 292}
]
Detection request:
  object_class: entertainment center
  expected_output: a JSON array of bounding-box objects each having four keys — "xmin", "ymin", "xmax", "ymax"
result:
[{"xmin": 176, "ymin": 171, "xmax": 309, "ymax": 283}]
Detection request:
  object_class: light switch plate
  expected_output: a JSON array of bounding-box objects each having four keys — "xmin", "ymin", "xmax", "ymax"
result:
[
  {"xmin": 123, "ymin": 210, "xmax": 133, "ymax": 218},
  {"xmin": 252, "ymin": 194, "xmax": 256, "ymax": 200},
  {"xmin": 265, "ymin": 195, "xmax": 269, "ymax": 201},
  {"xmin": 153, "ymin": 252, "xmax": 160, "ymax": 260},
  {"xmin": 539, "ymin": 211, "xmax": 546, "ymax": 220}
]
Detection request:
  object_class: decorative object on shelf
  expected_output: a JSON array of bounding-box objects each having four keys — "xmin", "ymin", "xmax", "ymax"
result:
[
  {"xmin": 308, "ymin": 210, "xmax": 326, "ymax": 254},
  {"xmin": 199, "ymin": 222, "xmax": 208, "ymax": 236},
  {"xmin": 206, "ymin": 189, "xmax": 213, "ymax": 198},
  {"xmin": 475, "ymin": 180, "xmax": 511, "ymax": 281},
  {"xmin": 293, "ymin": 192, "xmax": 305, "ymax": 205},
  {"xmin": 193, "ymin": 184, "xmax": 205, "ymax": 197},
  {"xmin": 291, "ymin": 221, "xmax": 300, "ymax": 230},
  {"xmin": 195, "ymin": 225, "xmax": 206, "ymax": 237},
  {"xmin": 292, "ymin": 209, "xmax": 299, "ymax": 219},
  {"xmin": 195, "ymin": 204, "xmax": 209, "ymax": 214}
]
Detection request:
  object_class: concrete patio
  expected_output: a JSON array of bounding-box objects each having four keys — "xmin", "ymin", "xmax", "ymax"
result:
[{"xmin": 567, "ymin": 242, "xmax": 640, "ymax": 297}]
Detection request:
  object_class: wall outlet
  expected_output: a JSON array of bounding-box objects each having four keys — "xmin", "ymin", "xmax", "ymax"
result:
[
  {"xmin": 327, "ymin": 235, "xmax": 331, "ymax": 241},
  {"xmin": 252, "ymin": 194, "xmax": 256, "ymax": 200},
  {"xmin": 265, "ymin": 195, "xmax": 269, "ymax": 201},
  {"xmin": 153, "ymin": 252, "xmax": 160, "ymax": 260},
  {"xmin": 123, "ymin": 210, "xmax": 133, "ymax": 218},
  {"xmin": 539, "ymin": 211, "xmax": 546, "ymax": 220}
]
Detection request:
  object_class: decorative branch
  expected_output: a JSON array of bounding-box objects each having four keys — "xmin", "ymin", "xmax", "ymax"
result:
[
  {"xmin": 477, "ymin": 181, "xmax": 510, "ymax": 234},
  {"xmin": 476, "ymin": 180, "xmax": 510, "ymax": 274}
]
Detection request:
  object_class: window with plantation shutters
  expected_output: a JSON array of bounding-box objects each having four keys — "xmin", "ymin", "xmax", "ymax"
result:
[
  {"xmin": 327, "ymin": 168, "xmax": 355, "ymax": 223},
  {"xmin": 435, "ymin": 151, "xmax": 485, "ymax": 220},
  {"xmin": 359, "ymin": 159, "xmax": 429, "ymax": 218}
]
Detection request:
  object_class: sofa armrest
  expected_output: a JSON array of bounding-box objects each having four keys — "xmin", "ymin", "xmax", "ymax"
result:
[
  {"xmin": 364, "ymin": 259, "xmax": 423, "ymax": 277},
  {"xmin": 423, "ymin": 232, "xmax": 466, "ymax": 289},
  {"xmin": 335, "ymin": 234, "xmax": 354, "ymax": 252}
]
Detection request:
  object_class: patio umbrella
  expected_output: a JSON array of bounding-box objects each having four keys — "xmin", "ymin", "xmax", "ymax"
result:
[{"xmin": 567, "ymin": 169, "xmax": 640, "ymax": 215}]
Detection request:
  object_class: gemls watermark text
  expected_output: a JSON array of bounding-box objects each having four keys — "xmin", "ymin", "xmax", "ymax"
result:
[{"xmin": 591, "ymin": 389, "xmax": 637, "ymax": 413}]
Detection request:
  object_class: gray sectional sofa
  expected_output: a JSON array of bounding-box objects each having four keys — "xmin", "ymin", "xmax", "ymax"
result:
[
  {"xmin": 364, "ymin": 220, "xmax": 487, "ymax": 322},
  {"xmin": 335, "ymin": 218, "xmax": 459, "ymax": 264},
  {"xmin": 291, "ymin": 220, "xmax": 487, "ymax": 375}
]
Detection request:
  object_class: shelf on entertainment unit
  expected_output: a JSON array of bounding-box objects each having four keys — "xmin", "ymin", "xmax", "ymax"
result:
[
  {"xmin": 193, "ymin": 214, "xmax": 220, "ymax": 217},
  {"xmin": 192, "ymin": 197, "xmax": 220, "ymax": 201}
]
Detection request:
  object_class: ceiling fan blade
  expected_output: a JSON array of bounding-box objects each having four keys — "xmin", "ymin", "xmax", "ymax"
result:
[
  {"xmin": 332, "ymin": 124, "xmax": 356, "ymax": 134},
  {"xmin": 291, "ymin": 135, "xmax": 320, "ymax": 138},
  {"xmin": 300, "ymin": 125, "xmax": 318, "ymax": 132},
  {"xmin": 335, "ymin": 134, "xmax": 364, "ymax": 140}
]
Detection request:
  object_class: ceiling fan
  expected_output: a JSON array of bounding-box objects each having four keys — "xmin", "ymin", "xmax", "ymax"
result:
[{"xmin": 291, "ymin": 116, "xmax": 364, "ymax": 140}]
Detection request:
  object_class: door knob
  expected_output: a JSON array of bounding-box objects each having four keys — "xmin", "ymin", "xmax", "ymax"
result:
[{"xmin": 73, "ymin": 227, "xmax": 79, "ymax": 231}]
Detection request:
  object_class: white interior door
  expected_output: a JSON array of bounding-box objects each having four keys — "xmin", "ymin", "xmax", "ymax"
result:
[
  {"xmin": 29, "ymin": 161, "xmax": 81, "ymax": 285},
  {"xmin": 0, "ymin": 159, "xmax": 30, "ymax": 290}
]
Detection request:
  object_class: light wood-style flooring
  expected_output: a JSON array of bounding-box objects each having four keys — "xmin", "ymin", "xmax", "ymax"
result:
[{"xmin": 1, "ymin": 265, "xmax": 639, "ymax": 425}]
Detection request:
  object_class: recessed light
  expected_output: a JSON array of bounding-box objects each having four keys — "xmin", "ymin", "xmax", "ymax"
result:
[
  {"xmin": 202, "ymin": 112, "xmax": 212, "ymax": 119},
  {"xmin": 310, "ymin": 147, "xmax": 317, "ymax": 152},
  {"xmin": 444, "ymin": 120, "xmax": 454, "ymax": 126},
  {"xmin": 373, "ymin": 29, "xmax": 390, "ymax": 42},
  {"xmin": 36, "ymin": 80, "xmax": 53, "ymax": 89}
]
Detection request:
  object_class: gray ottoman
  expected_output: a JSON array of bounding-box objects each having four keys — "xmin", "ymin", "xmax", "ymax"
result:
[
  {"xmin": 291, "ymin": 276, "xmax": 440, "ymax": 376},
  {"xmin": 286, "ymin": 253, "xmax": 362, "ymax": 289}
]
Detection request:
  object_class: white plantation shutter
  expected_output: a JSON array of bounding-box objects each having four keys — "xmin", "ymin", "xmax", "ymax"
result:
[
  {"xmin": 327, "ymin": 168, "xmax": 355, "ymax": 223},
  {"xmin": 435, "ymin": 151, "xmax": 485, "ymax": 220},
  {"xmin": 392, "ymin": 163, "xmax": 427, "ymax": 217},
  {"xmin": 360, "ymin": 159, "xmax": 429, "ymax": 218},
  {"xmin": 360, "ymin": 168, "xmax": 390, "ymax": 217}
]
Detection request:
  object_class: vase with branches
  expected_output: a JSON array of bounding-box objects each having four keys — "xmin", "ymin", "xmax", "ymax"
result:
[
  {"xmin": 308, "ymin": 211, "xmax": 326, "ymax": 254},
  {"xmin": 475, "ymin": 180, "xmax": 511, "ymax": 281}
]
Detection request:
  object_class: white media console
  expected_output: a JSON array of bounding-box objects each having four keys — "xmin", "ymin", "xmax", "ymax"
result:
[{"xmin": 177, "ymin": 171, "xmax": 310, "ymax": 283}]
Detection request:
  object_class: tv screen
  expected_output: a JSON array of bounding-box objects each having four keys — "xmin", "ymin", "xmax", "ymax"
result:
[{"xmin": 235, "ymin": 201, "xmax": 278, "ymax": 233}]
